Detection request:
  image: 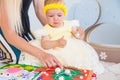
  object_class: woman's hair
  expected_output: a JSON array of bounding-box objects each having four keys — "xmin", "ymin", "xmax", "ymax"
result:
[{"xmin": 0, "ymin": 0, "xmax": 23, "ymax": 35}]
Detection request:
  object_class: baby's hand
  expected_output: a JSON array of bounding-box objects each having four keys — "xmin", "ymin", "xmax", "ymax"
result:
[
  {"xmin": 57, "ymin": 36, "xmax": 66, "ymax": 48},
  {"xmin": 72, "ymin": 27, "xmax": 85, "ymax": 40}
]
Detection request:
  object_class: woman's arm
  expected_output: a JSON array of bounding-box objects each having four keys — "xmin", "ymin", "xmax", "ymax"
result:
[
  {"xmin": 33, "ymin": 0, "xmax": 47, "ymax": 26},
  {"xmin": 1, "ymin": 5, "xmax": 40, "ymax": 58},
  {"xmin": 0, "ymin": 5, "xmax": 63, "ymax": 68},
  {"xmin": 41, "ymin": 35, "xmax": 66, "ymax": 49}
]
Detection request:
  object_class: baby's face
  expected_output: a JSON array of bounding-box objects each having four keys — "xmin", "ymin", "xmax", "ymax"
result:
[{"xmin": 46, "ymin": 9, "xmax": 64, "ymax": 28}]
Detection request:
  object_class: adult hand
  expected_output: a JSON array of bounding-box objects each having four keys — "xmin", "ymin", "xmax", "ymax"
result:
[{"xmin": 38, "ymin": 52, "xmax": 63, "ymax": 69}]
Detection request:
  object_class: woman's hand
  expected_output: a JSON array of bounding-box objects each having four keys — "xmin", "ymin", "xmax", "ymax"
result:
[{"xmin": 37, "ymin": 51, "xmax": 63, "ymax": 69}]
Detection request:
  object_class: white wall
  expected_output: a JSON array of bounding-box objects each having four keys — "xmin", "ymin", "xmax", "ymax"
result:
[
  {"xmin": 97, "ymin": 0, "xmax": 120, "ymax": 25},
  {"xmin": 28, "ymin": 2, "xmax": 43, "ymax": 31},
  {"xmin": 89, "ymin": 0, "xmax": 120, "ymax": 45}
]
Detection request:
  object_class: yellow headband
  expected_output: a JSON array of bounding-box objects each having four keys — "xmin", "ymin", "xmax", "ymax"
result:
[{"xmin": 43, "ymin": 3, "xmax": 67, "ymax": 16}]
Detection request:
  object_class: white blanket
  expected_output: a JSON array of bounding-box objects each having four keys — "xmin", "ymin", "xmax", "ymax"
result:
[{"xmin": 97, "ymin": 61, "xmax": 120, "ymax": 80}]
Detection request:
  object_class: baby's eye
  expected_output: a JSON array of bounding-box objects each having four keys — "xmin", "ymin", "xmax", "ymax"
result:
[
  {"xmin": 49, "ymin": 15, "xmax": 54, "ymax": 17},
  {"xmin": 58, "ymin": 15, "xmax": 62, "ymax": 17}
]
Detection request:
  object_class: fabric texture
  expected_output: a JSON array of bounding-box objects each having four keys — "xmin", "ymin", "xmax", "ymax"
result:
[{"xmin": 0, "ymin": 28, "xmax": 20, "ymax": 65}]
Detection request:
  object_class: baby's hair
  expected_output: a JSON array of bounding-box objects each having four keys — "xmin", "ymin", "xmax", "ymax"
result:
[{"xmin": 44, "ymin": 0, "xmax": 64, "ymax": 6}]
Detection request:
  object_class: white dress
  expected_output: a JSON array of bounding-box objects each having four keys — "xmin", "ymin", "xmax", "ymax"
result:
[{"xmin": 19, "ymin": 20, "xmax": 104, "ymax": 75}]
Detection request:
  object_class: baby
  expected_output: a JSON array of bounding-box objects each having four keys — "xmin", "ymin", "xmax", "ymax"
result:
[{"xmin": 19, "ymin": 0, "xmax": 104, "ymax": 75}]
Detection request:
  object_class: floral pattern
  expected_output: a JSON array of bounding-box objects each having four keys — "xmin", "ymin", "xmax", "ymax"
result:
[{"xmin": 99, "ymin": 52, "xmax": 107, "ymax": 60}]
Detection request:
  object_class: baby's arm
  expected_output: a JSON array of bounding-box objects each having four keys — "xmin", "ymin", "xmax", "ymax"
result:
[
  {"xmin": 41, "ymin": 35, "xmax": 66, "ymax": 50},
  {"xmin": 71, "ymin": 27, "xmax": 85, "ymax": 40}
]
